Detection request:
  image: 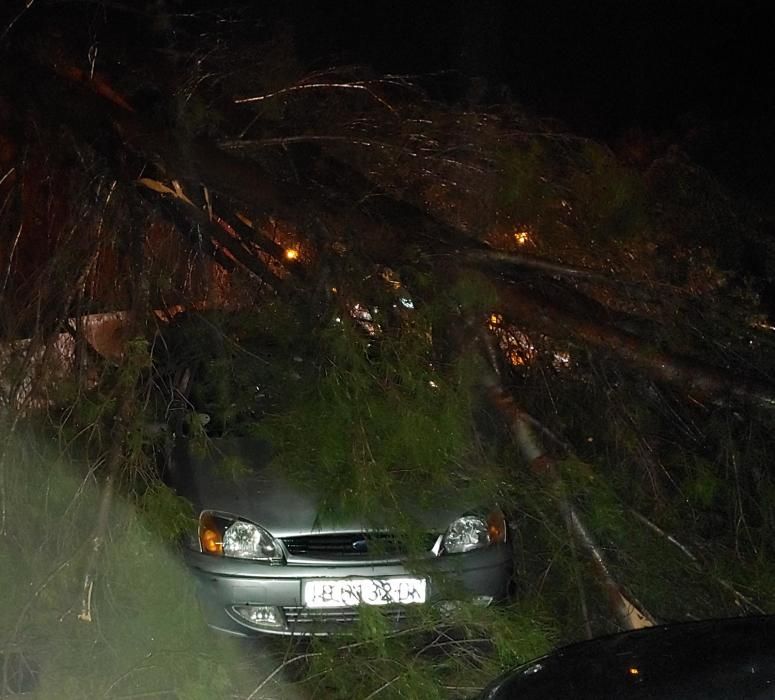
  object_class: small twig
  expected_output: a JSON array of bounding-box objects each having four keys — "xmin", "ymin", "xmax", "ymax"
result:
[
  {"xmin": 0, "ymin": 166, "xmax": 15, "ymax": 188},
  {"xmin": 565, "ymin": 510, "xmax": 593, "ymax": 639},
  {"xmin": 0, "ymin": 222, "xmax": 23, "ymax": 301},
  {"xmin": 630, "ymin": 510, "xmax": 698, "ymax": 563},
  {"xmin": 222, "ymin": 135, "xmax": 407, "ymax": 152},
  {"xmin": 362, "ymin": 675, "xmax": 400, "ymax": 700},
  {"xmin": 630, "ymin": 509, "xmax": 766, "ymax": 614},
  {"xmin": 716, "ymin": 577, "xmax": 766, "ymax": 614},
  {"xmin": 441, "ymin": 686, "xmax": 485, "ymax": 693},
  {"xmin": 101, "ymin": 653, "xmax": 154, "ymax": 698},
  {"xmin": 245, "ymin": 653, "xmax": 321, "ymax": 700},
  {"xmin": 0, "ymin": 408, "xmax": 24, "ymax": 535},
  {"xmin": 234, "ymin": 81, "xmax": 398, "ymax": 116},
  {"xmin": 12, "ymin": 555, "xmax": 75, "ymax": 640},
  {"xmin": 78, "ymin": 577, "xmax": 93, "ymax": 622},
  {"xmin": 0, "ymin": 0, "xmax": 36, "ymax": 44}
]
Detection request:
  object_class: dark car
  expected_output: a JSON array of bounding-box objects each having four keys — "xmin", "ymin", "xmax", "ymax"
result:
[
  {"xmin": 481, "ymin": 615, "xmax": 775, "ymax": 699},
  {"xmin": 169, "ymin": 438, "xmax": 513, "ymax": 636}
]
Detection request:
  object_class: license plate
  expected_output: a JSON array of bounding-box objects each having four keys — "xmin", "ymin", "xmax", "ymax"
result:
[{"xmin": 303, "ymin": 577, "xmax": 427, "ymax": 609}]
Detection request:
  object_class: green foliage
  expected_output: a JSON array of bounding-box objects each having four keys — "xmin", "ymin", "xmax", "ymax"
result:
[
  {"xmin": 40, "ymin": 333, "xmax": 157, "ymax": 481},
  {"xmin": 568, "ymin": 143, "xmax": 649, "ymax": 242},
  {"xmin": 499, "ymin": 138, "xmax": 650, "ymax": 251},
  {"xmin": 215, "ymin": 453, "xmax": 252, "ymax": 480},
  {"xmin": 449, "ymin": 270, "xmax": 499, "ymax": 316},
  {"xmin": 500, "ymin": 141, "xmax": 561, "ymax": 220},
  {"xmin": 257, "ymin": 312, "xmax": 500, "ymax": 530},
  {"xmin": 297, "ymin": 602, "xmax": 555, "ymax": 700},
  {"xmin": 0, "ymin": 432, "xmax": 253, "ymax": 699},
  {"xmin": 158, "ymin": 306, "xmax": 309, "ymax": 437},
  {"xmin": 683, "ymin": 457, "xmax": 723, "ymax": 509},
  {"xmin": 137, "ymin": 481, "xmax": 196, "ymax": 539},
  {"xmin": 648, "ymin": 153, "xmax": 745, "ymax": 250},
  {"xmin": 514, "ymin": 347, "xmax": 775, "ymax": 628}
]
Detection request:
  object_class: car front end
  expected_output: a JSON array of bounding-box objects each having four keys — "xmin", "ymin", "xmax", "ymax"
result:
[
  {"xmin": 185, "ymin": 508, "xmax": 513, "ymax": 636},
  {"xmin": 170, "ymin": 438, "xmax": 513, "ymax": 636}
]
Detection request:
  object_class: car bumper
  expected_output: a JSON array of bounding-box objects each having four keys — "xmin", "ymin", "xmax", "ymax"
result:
[{"xmin": 184, "ymin": 545, "xmax": 513, "ymax": 636}]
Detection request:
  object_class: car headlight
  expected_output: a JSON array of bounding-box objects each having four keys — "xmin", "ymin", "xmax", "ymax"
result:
[
  {"xmin": 442, "ymin": 509, "xmax": 507, "ymax": 554},
  {"xmin": 198, "ymin": 511, "xmax": 283, "ymax": 563}
]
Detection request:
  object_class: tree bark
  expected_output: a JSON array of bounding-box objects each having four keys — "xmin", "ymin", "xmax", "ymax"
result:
[
  {"xmin": 496, "ymin": 283, "xmax": 775, "ymax": 409},
  {"xmin": 77, "ymin": 387, "xmax": 134, "ymax": 622},
  {"xmin": 485, "ymin": 375, "xmax": 656, "ymax": 630}
]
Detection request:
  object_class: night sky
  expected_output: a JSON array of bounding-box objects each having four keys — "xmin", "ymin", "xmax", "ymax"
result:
[
  {"xmin": 5, "ymin": 0, "xmax": 773, "ymax": 202},
  {"xmin": 278, "ymin": 1, "xmax": 775, "ymax": 203}
]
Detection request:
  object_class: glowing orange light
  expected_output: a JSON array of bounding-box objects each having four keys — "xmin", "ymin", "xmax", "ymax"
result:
[
  {"xmin": 284, "ymin": 248, "xmax": 300, "ymax": 261},
  {"xmin": 201, "ymin": 528, "xmax": 222, "ymax": 554},
  {"xmin": 507, "ymin": 351, "xmax": 526, "ymax": 366},
  {"xmin": 489, "ymin": 313, "xmax": 502, "ymax": 326},
  {"xmin": 487, "ymin": 510, "xmax": 507, "ymax": 544},
  {"xmin": 199, "ymin": 513, "xmax": 223, "ymax": 555},
  {"xmin": 513, "ymin": 230, "xmax": 530, "ymax": 246},
  {"xmin": 628, "ymin": 667, "xmax": 639, "ymax": 676},
  {"xmin": 498, "ymin": 328, "xmax": 536, "ymax": 366}
]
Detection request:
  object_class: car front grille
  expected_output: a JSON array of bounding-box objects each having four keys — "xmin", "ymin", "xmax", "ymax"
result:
[
  {"xmin": 282, "ymin": 606, "xmax": 409, "ymax": 628},
  {"xmin": 281, "ymin": 532, "xmax": 439, "ymax": 560}
]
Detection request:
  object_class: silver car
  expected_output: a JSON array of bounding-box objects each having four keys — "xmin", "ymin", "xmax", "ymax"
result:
[{"xmin": 171, "ymin": 438, "xmax": 514, "ymax": 636}]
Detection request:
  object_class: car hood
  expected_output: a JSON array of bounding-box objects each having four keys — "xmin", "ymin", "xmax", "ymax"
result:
[{"xmin": 169, "ymin": 437, "xmax": 475, "ymax": 538}]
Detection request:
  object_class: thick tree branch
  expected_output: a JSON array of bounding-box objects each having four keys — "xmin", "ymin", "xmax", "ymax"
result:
[
  {"xmin": 28, "ymin": 50, "xmax": 775, "ymax": 416},
  {"xmin": 496, "ymin": 283, "xmax": 775, "ymax": 409},
  {"xmin": 485, "ymin": 374, "xmax": 656, "ymax": 630},
  {"xmin": 151, "ymin": 194, "xmax": 290, "ymax": 293}
]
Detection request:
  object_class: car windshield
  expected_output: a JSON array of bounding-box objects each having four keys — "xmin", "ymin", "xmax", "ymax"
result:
[{"xmin": 1, "ymin": 2, "xmax": 773, "ymax": 698}]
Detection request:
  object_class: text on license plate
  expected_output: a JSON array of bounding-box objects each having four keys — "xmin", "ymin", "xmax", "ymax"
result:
[{"xmin": 303, "ymin": 577, "xmax": 427, "ymax": 608}]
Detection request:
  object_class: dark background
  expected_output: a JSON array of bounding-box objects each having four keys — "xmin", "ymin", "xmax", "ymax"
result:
[
  {"xmin": 6, "ymin": 0, "xmax": 773, "ymax": 203},
  {"xmin": 275, "ymin": 0, "xmax": 774, "ymax": 204}
]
